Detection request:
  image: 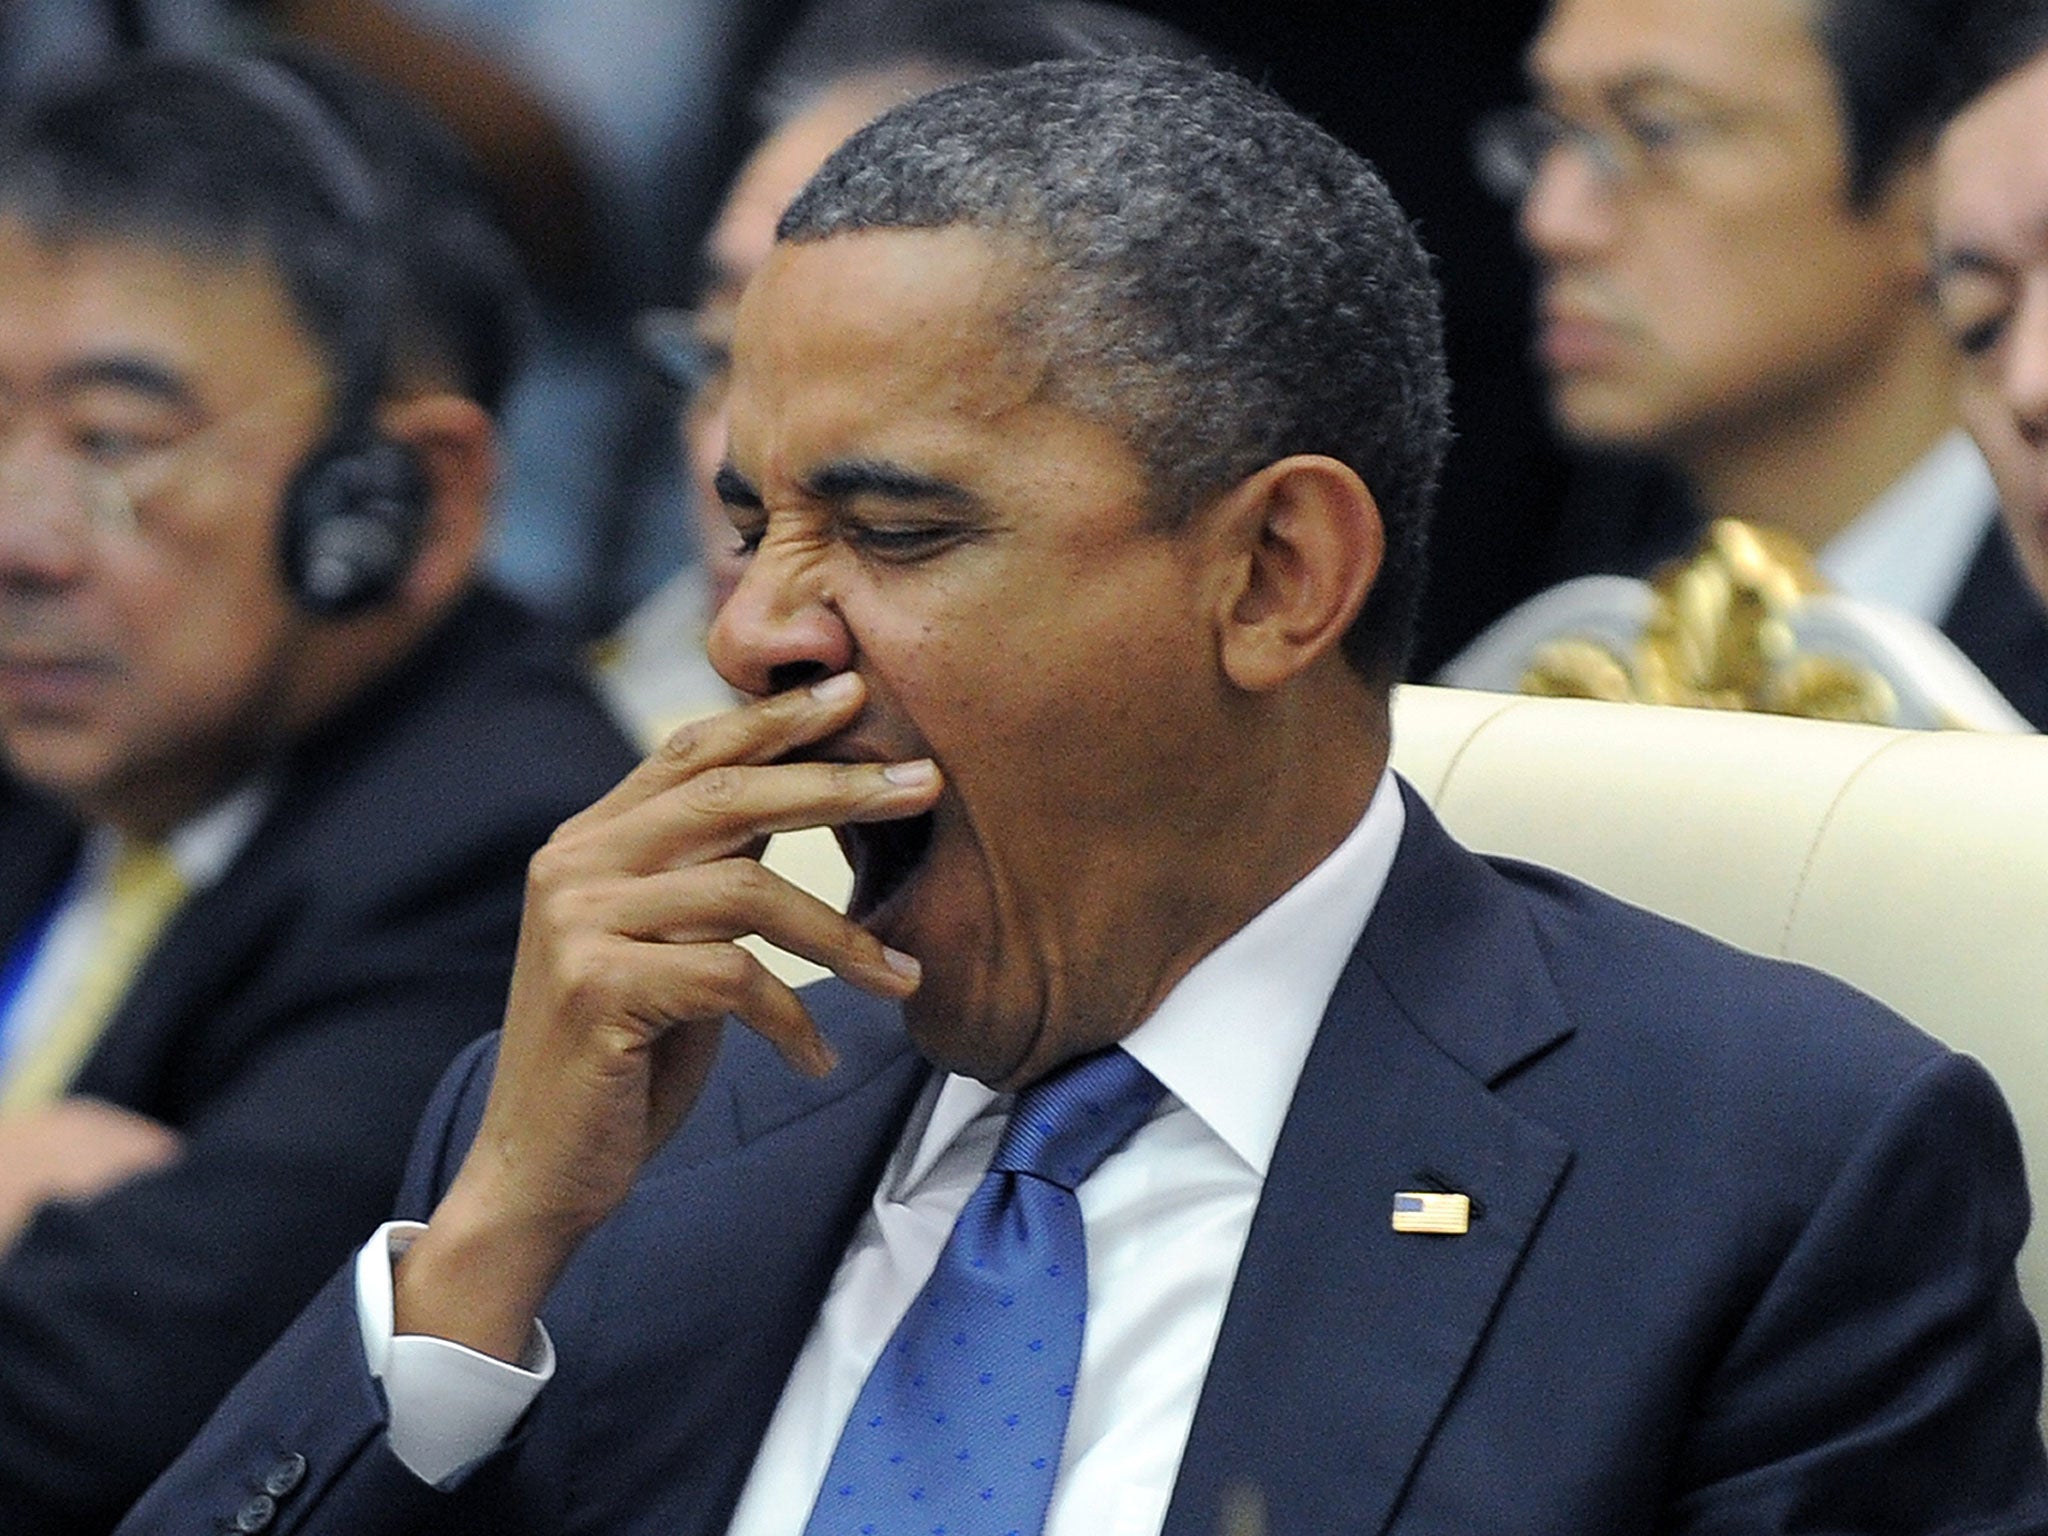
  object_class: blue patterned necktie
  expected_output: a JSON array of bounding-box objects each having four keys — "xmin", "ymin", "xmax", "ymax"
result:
[{"xmin": 803, "ymin": 1047, "xmax": 1166, "ymax": 1536}]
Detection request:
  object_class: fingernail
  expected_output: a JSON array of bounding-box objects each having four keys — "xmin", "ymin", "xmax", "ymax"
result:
[
  {"xmin": 807, "ymin": 1038, "xmax": 841, "ymax": 1077},
  {"xmin": 811, "ymin": 673, "xmax": 859, "ymax": 703},
  {"xmin": 883, "ymin": 947, "xmax": 922, "ymax": 983},
  {"xmin": 884, "ymin": 759, "xmax": 937, "ymax": 787}
]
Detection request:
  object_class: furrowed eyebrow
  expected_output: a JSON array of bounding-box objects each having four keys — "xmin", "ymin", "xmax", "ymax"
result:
[
  {"xmin": 806, "ymin": 458, "xmax": 975, "ymax": 506},
  {"xmin": 713, "ymin": 462, "xmax": 762, "ymax": 508}
]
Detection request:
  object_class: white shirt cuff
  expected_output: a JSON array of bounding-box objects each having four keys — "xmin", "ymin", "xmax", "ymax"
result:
[{"xmin": 353, "ymin": 1219, "xmax": 555, "ymax": 1486}]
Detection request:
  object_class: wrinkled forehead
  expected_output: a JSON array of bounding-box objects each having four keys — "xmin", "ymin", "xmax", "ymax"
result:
[{"xmin": 730, "ymin": 228, "xmax": 1052, "ymax": 424}]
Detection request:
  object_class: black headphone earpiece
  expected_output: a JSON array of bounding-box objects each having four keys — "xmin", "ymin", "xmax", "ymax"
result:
[
  {"xmin": 220, "ymin": 57, "xmax": 431, "ymax": 617},
  {"xmin": 278, "ymin": 431, "xmax": 431, "ymax": 615}
]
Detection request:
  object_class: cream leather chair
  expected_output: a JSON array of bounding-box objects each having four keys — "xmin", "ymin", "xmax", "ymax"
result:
[{"xmin": 1389, "ymin": 683, "xmax": 2048, "ymax": 1360}]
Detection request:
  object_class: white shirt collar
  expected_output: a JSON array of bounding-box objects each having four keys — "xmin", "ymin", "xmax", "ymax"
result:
[
  {"xmin": 894, "ymin": 768, "xmax": 1406, "ymax": 1192},
  {"xmin": 1815, "ymin": 429, "xmax": 1998, "ymax": 622},
  {"xmin": 162, "ymin": 779, "xmax": 272, "ymax": 889},
  {"xmin": 77, "ymin": 778, "xmax": 273, "ymax": 893}
]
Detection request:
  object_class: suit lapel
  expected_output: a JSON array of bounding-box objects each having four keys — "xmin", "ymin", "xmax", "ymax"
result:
[
  {"xmin": 0, "ymin": 783, "xmax": 237, "ymax": 1113},
  {"xmin": 532, "ymin": 988, "xmax": 932, "ymax": 1536},
  {"xmin": 1942, "ymin": 520, "xmax": 2048, "ymax": 730},
  {"xmin": 0, "ymin": 786, "xmax": 79, "ymax": 954},
  {"xmin": 1164, "ymin": 792, "xmax": 1576, "ymax": 1536},
  {"xmin": 68, "ymin": 811, "xmax": 290, "ymax": 1111}
]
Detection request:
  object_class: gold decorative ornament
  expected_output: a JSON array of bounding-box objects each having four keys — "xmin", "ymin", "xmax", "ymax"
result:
[{"xmin": 1519, "ymin": 520, "xmax": 1899, "ymax": 725}]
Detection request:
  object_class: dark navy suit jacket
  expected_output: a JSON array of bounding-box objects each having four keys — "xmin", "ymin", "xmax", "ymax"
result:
[
  {"xmin": 1946, "ymin": 524, "xmax": 2048, "ymax": 732},
  {"xmin": 0, "ymin": 588, "xmax": 640, "ymax": 1533},
  {"xmin": 118, "ymin": 788, "xmax": 2048, "ymax": 1535}
]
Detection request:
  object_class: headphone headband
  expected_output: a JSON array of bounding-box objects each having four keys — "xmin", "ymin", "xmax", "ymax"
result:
[
  {"xmin": 215, "ymin": 57, "xmax": 392, "ymax": 440},
  {"xmin": 214, "ymin": 56, "xmax": 427, "ymax": 617}
]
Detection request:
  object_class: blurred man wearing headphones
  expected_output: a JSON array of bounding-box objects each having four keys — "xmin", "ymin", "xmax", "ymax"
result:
[{"xmin": 0, "ymin": 50, "xmax": 638, "ymax": 1531}]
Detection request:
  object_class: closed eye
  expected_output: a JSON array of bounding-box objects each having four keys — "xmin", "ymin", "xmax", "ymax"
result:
[
  {"xmin": 843, "ymin": 522, "xmax": 971, "ymax": 562},
  {"xmin": 807, "ymin": 458, "xmax": 983, "ymax": 563},
  {"xmin": 74, "ymin": 423, "xmax": 169, "ymax": 465}
]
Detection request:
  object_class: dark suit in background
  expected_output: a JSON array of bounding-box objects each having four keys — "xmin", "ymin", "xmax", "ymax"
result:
[
  {"xmin": 120, "ymin": 792, "xmax": 2048, "ymax": 1535},
  {"xmin": 0, "ymin": 589, "xmax": 638, "ymax": 1533},
  {"xmin": 1948, "ymin": 526, "xmax": 2048, "ymax": 729}
]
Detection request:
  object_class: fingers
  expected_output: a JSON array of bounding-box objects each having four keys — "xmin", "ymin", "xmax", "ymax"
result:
[
  {"xmin": 572, "ymin": 672, "xmax": 867, "ymax": 828},
  {"xmin": 533, "ymin": 853, "xmax": 918, "ymax": 1073},
  {"xmin": 0, "ymin": 1100, "xmax": 182, "ymax": 1248},
  {"xmin": 454, "ymin": 670, "xmax": 928, "ymax": 1278},
  {"xmin": 529, "ymin": 753, "xmax": 939, "ymax": 900},
  {"xmin": 608, "ymin": 855, "xmax": 921, "ymax": 998},
  {"xmin": 607, "ymin": 935, "xmax": 845, "ymax": 1080},
  {"xmin": 624, "ymin": 756, "xmax": 940, "ymax": 870},
  {"xmin": 551, "ymin": 673, "xmax": 940, "ymax": 876}
]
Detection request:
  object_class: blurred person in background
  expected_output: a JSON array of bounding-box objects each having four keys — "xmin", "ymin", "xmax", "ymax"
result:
[
  {"xmin": 1471, "ymin": 0, "xmax": 2048, "ymax": 727},
  {"xmin": 0, "ymin": 50, "xmax": 637, "ymax": 1531},
  {"xmin": 240, "ymin": 0, "xmax": 810, "ymax": 634},
  {"xmin": 1, "ymin": 0, "xmax": 814, "ymax": 639},
  {"xmin": 1933, "ymin": 0, "xmax": 2048, "ymax": 690}
]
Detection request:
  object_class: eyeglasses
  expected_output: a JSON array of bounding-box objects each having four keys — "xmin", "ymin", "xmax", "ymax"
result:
[
  {"xmin": 0, "ymin": 451, "xmax": 145, "ymax": 539},
  {"xmin": 635, "ymin": 308, "xmax": 732, "ymax": 405},
  {"xmin": 0, "ymin": 382, "xmax": 325, "ymax": 546},
  {"xmin": 1471, "ymin": 102, "xmax": 1741, "ymax": 204},
  {"xmin": 0, "ymin": 426, "xmax": 191, "ymax": 544}
]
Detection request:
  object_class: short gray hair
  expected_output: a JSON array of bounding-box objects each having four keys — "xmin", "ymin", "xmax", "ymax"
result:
[{"xmin": 778, "ymin": 55, "xmax": 1451, "ymax": 685}]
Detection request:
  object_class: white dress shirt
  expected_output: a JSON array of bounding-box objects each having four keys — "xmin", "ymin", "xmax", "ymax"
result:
[
  {"xmin": 1815, "ymin": 429, "xmax": 1998, "ymax": 623},
  {"xmin": 363, "ymin": 770, "xmax": 1407, "ymax": 1535}
]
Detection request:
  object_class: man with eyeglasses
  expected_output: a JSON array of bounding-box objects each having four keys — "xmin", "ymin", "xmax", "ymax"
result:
[
  {"xmin": 1463, "ymin": 0, "xmax": 2048, "ymax": 729},
  {"xmin": 0, "ymin": 51, "xmax": 637, "ymax": 1534}
]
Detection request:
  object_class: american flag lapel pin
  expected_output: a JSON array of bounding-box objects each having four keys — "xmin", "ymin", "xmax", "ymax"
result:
[{"xmin": 1391, "ymin": 1190, "xmax": 1471, "ymax": 1235}]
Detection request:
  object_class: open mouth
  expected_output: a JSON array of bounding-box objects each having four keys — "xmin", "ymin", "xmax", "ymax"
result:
[{"xmin": 841, "ymin": 809, "xmax": 936, "ymax": 923}]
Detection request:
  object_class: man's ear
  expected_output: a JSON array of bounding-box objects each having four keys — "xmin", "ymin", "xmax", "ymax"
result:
[
  {"xmin": 376, "ymin": 392, "xmax": 495, "ymax": 612},
  {"xmin": 1210, "ymin": 453, "xmax": 1383, "ymax": 692}
]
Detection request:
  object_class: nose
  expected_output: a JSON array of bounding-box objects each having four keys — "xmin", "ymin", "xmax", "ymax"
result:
[
  {"xmin": 705, "ymin": 529, "xmax": 856, "ymax": 699},
  {"xmin": 0, "ymin": 440, "xmax": 98, "ymax": 587},
  {"xmin": 1519, "ymin": 143, "xmax": 1615, "ymax": 263}
]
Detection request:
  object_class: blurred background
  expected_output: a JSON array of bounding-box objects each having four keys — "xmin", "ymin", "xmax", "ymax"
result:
[{"xmin": 2, "ymin": 0, "xmax": 1565, "ymax": 679}]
